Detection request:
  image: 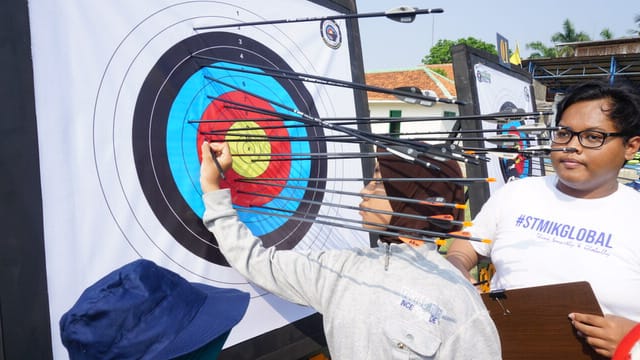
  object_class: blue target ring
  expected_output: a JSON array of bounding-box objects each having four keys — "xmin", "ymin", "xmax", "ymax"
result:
[{"xmin": 166, "ymin": 62, "xmax": 313, "ymax": 236}]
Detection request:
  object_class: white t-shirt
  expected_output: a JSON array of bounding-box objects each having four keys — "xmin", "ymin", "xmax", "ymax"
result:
[{"xmin": 468, "ymin": 175, "xmax": 640, "ymax": 321}]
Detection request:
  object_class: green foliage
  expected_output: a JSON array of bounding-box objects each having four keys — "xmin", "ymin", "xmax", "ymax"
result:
[
  {"xmin": 423, "ymin": 39, "xmax": 456, "ymax": 64},
  {"xmin": 600, "ymin": 28, "xmax": 613, "ymax": 40},
  {"xmin": 422, "ymin": 37, "xmax": 497, "ymax": 64},
  {"xmin": 525, "ymin": 41, "xmax": 558, "ymax": 59},
  {"xmin": 524, "ymin": 18, "xmax": 599, "ymax": 59},
  {"xmin": 430, "ymin": 67, "xmax": 448, "ymax": 77},
  {"xmin": 630, "ymin": 14, "xmax": 640, "ymax": 36},
  {"xmin": 426, "ymin": 16, "xmax": 637, "ymax": 63},
  {"xmin": 549, "ymin": 19, "xmax": 591, "ymax": 57},
  {"xmin": 551, "ymin": 19, "xmax": 591, "ymax": 43}
]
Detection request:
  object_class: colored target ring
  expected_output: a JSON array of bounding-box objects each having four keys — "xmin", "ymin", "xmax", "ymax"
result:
[
  {"xmin": 195, "ymin": 92, "xmax": 293, "ymax": 208},
  {"xmin": 132, "ymin": 31, "xmax": 327, "ymax": 265},
  {"xmin": 498, "ymin": 119, "xmax": 531, "ymax": 182}
]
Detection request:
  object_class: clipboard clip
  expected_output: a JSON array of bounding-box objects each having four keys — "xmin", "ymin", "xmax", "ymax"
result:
[{"xmin": 489, "ymin": 290, "xmax": 511, "ymax": 315}]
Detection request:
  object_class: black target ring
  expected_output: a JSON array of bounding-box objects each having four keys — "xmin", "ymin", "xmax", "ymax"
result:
[{"xmin": 133, "ymin": 31, "xmax": 328, "ymax": 266}]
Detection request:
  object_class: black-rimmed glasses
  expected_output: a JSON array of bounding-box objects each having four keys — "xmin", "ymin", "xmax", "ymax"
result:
[{"xmin": 551, "ymin": 127, "xmax": 626, "ymax": 149}]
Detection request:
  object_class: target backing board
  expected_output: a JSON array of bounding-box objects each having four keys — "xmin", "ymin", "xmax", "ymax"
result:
[
  {"xmin": 452, "ymin": 44, "xmax": 543, "ymax": 217},
  {"xmin": 27, "ymin": 0, "xmax": 369, "ymax": 356},
  {"xmin": 473, "ymin": 62, "xmax": 542, "ymax": 193}
]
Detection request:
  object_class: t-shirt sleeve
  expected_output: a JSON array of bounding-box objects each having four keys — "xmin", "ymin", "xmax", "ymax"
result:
[{"xmin": 463, "ymin": 184, "xmax": 510, "ymax": 257}]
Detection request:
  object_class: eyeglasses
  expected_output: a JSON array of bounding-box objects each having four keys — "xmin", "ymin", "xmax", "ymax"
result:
[{"xmin": 550, "ymin": 127, "xmax": 626, "ymax": 149}]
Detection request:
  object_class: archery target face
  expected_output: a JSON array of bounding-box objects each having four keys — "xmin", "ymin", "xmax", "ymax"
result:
[
  {"xmin": 497, "ymin": 119, "xmax": 532, "ymax": 182},
  {"xmin": 91, "ymin": 1, "xmax": 360, "ymax": 286},
  {"xmin": 473, "ymin": 63, "xmax": 541, "ymax": 190}
]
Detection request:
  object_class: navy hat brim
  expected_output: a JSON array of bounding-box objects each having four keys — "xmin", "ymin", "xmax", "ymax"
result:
[{"xmin": 155, "ymin": 283, "xmax": 250, "ymax": 359}]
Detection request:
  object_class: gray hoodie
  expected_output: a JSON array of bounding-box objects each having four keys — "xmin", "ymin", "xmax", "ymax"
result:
[{"xmin": 203, "ymin": 189, "xmax": 501, "ymax": 359}]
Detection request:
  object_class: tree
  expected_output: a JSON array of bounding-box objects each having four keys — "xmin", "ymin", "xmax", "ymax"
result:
[
  {"xmin": 629, "ymin": 14, "xmax": 640, "ymax": 36},
  {"xmin": 525, "ymin": 19, "xmax": 592, "ymax": 59},
  {"xmin": 422, "ymin": 37, "xmax": 497, "ymax": 64},
  {"xmin": 600, "ymin": 28, "xmax": 613, "ymax": 40},
  {"xmin": 551, "ymin": 19, "xmax": 591, "ymax": 57},
  {"xmin": 525, "ymin": 41, "xmax": 557, "ymax": 59},
  {"xmin": 551, "ymin": 19, "xmax": 592, "ymax": 43}
]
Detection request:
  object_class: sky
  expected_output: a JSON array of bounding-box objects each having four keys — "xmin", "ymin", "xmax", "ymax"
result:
[{"xmin": 355, "ymin": 0, "xmax": 639, "ymax": 71}]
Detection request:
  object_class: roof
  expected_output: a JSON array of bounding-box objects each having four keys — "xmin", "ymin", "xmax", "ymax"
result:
[
  {"xmin": 364, "ymin": 64, "xmax": 457, "ymax": 101},
  {"xmin": 522, "ymin": 37, "xmax": 640, "ymax": 98},
  {"xmin": 364, "ymin": 41, "xmax": 640, "ymax": 104},
  {"xmin": 559, "ymin": 36, "xmax": 640, "ymax": 53}
]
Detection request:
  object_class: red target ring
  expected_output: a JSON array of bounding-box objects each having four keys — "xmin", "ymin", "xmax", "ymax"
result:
[{"xmin": 196, "ymin": 92, "xmax": 291, "ymax": 207}]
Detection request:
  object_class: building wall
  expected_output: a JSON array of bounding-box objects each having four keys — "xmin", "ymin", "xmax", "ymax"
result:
[
  {"xmin": 367, "ymin": 100, "xmax": 459, "ymax": 144},
  {"xmin": 570, "ymin": 37, "xmax": 640, "ymax": 56},
  {"xmin": 575, "ymin": 42, "xmax": 640, "ymax": 56}
]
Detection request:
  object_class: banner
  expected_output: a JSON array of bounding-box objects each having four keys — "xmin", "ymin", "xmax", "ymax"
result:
[{"xmin": 27, "ymin": 0, "xmax": 367, "ymax": 357}]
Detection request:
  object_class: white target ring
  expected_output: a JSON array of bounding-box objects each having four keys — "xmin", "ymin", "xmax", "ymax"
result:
[{"xmin": 92, "ymin": 0, "xmax": 364, "ymax": 292}]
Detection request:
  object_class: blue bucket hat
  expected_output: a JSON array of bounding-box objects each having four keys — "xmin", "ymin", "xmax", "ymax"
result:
[{"xmin": 60, "ymin": 259, "xmax": 249, "ymax": 359}]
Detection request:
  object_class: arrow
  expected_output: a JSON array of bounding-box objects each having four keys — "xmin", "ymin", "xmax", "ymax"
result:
[
  {"xmin": 464, "ymin": 146, "xmax": 577, "ymax": 157},
  {"xmin": 238, "ymin": 206, "xmax": 448, "ymax": 246},
  {"xmin": 196, "ymin": 56, "xmax": 463, "ymax": 105},
  {"xmin": 204, "ymin": 75, "xmax": 449, "ymax": 168},
  {"xmin": 237, "ymin": 204, "xmax": 485, "ymax": 243},
  {"xmin": 188, "ymin": 110, "xmax": 553, "ymax": 127},
  {"xmin": 193, "ymin": 6, "xmax": 444, "ymax": 31},
  {"xmin": 238, "ymin": 177, "xmax": 494, "ymax": 186},
  {"xmin": 237, "ymin": 183, "xmax": 467, "ymax": 209}
]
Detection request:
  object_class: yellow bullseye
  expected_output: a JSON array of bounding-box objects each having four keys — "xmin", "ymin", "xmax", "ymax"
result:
[{"xmin": 226, "ymin": 122, "xmax": 271, "ymax": 177}]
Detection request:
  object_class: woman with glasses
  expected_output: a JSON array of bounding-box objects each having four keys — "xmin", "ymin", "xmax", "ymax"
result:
[
  {"xmin": 199, "ymin": 141, "xmax": 501, "ymax": 359},
  {"xmin": 447, "ymin": 81, "xmax": 640, "ymax": 358}
]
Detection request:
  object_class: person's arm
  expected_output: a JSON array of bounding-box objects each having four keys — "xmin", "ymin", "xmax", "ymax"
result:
[
  {"xmin": 199, "ymin": 141, "xmax": 326, "ymax": 308},
  {"xmin": 445, "ymin": 239, "xmax": 480, "ymax": 283},
  {"xmin": 569, "ymin": 313, "xmax": 638, "ymax": 358},
  {"xmin": 200, "ymin": 141, "xmax": 229, "ymax": 193}
]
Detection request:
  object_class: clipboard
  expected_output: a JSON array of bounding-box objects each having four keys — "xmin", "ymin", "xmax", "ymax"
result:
[{"xmin": 481, "ymin": 281, "xmax": 606, "ymax": 360}]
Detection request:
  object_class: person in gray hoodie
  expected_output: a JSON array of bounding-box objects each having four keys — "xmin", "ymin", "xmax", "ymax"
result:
[{"xmin": 200, "ymin": 141, "xmax": 500, "ymax": 359}]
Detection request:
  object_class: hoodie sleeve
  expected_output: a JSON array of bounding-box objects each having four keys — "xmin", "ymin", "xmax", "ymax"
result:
[{"xmin": 201, "ymin": 189, "xmax": 334, "ymax": 310}]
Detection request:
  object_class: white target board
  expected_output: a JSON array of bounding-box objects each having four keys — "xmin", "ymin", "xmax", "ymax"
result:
[
  {"xmin": 28, "ymin": 0, "xmax": 368, "ymax": 356},
  {"xmin": 474, "ymin": 62, "xmax": 542, "ymax": 193}
]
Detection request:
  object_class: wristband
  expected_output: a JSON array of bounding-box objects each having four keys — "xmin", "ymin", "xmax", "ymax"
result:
[{"xmin": 613, "ymin": 323, "xmax": 640, "ymax": 360}]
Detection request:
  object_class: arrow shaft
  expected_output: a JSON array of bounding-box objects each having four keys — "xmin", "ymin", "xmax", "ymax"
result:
[
  {"xmin": 238, "ymin": 193, "xmax": 476, "ymax": 241},
  {"xmin": 204, "ymin": 76, "xmax": 453, "ymax": 168},
  {"xmin": 237, "ymin": 181, "xmax": 463, "ymax": 208},
  {"xmin": 238, "ymin": 206, "xmax": 442, "ymax": 244},
  {"xmin": 193, "ymin": 8, "xmax": 443, "ymax": 30},
  {"xmin": 258, "ymin": 204, "xmax": 457, "ymax": 236},
  {"xmin": 198, "ymin": 58, "xmax": 461, "ymax": 105},
  {"xmin": 238, "ymin": 176, "xmax": 488, "ymax": 185}
]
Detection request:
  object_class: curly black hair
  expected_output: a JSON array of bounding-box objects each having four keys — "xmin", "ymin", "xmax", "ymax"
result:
[{"xmin": 555, "ymin": 81, "xmax": 640, "ymax": 139}]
